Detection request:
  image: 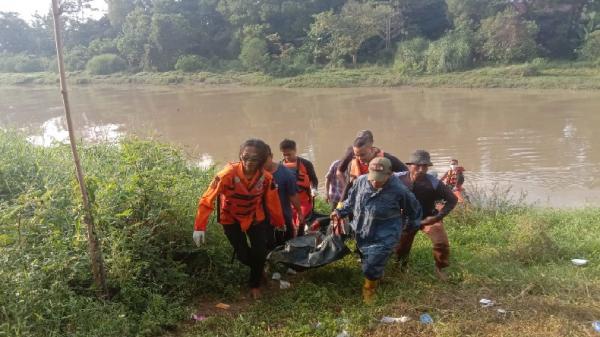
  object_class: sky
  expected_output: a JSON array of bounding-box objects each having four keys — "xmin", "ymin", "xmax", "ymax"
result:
[{"xmin": 0, "ymin": 0, "xmax": 107, "ymax": 21}]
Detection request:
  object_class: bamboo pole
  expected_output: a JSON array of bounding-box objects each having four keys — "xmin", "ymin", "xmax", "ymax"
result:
[{"xmin": 51, "ymin": 0, "xmax": 108, "ymax": 297}]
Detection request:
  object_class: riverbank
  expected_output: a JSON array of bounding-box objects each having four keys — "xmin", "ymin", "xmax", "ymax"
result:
[
  {"xmin": 0, "ymin": 131, "xmax": 598, "ymax": 337},
  {"xmin": 1, "ymin": 61, "xmax": 600, "ymax": 89}
]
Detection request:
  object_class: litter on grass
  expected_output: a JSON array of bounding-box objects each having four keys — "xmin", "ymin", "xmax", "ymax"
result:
[
  {"xmin": 592, "ymin": 321, "xmax": 600, "ymax": 333},
  {"xmin": 191, "ymin": 313, "xmax": 206, "ymax": 322},
  {"xmin": 271, "ymin": 272, "xmax": 281, "ymax": 280},
  {"xmin": 480, "ymin": 298, "xmax": 495, "ymax": 307},
  {"xmin": 381, "ymin": 316, "xmax": 411, "ymax": 324},
  {"xmin": 571, "ymin": 259, "xmax": 589, "ymax": 266},
  {"xmin": 215, "ymin": 303, "xmax": 230, "ymax": 310},
  {"xmin": 419, "ymin": 313, "xmax": 433, "ymax": 324},
  {"xmin": 279, "ymin": 280, "xmax": 291, "ymax": 289}
]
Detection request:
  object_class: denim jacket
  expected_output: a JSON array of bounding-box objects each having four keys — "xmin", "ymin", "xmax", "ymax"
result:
[{"xmin": 337, "ymin": 175, "xmax": 422, "ymax": 240}]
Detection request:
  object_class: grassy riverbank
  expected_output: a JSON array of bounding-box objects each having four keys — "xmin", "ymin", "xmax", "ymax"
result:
[
  {"xmin": 0, "ymin": 131, "xmax": 598, "ymax": 337},
  {"xmin": 1, "ymin": 61, "xmax": 600, "ymax": 90}
]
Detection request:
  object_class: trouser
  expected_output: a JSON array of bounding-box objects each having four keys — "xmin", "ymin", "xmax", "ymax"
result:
[
  {"xmin": 292, "ymin": 192, "xmax": 313, "ymax": 237},
  {"xmin": 395, "ymin": 220, "xmax": 450, "ymax": 269},
  {"xmin": 266, "ymin": 220, "xmax": 293, "ymax": 249},
  {"xmin": 358, "ymin": 230, "xmax": 401, "ymax": 281},
  {"xmin": 223, "ymin": 222, "xmax": 269, "ymax": 288}
]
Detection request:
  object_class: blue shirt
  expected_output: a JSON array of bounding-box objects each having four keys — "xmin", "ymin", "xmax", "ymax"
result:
[
  {"xmin": 273, "ymin": 164, "xmax": 297, "ymax": 224},
  {"xmin": 337, "ymin": 175, "xmax": 422, "ymax": 241}
]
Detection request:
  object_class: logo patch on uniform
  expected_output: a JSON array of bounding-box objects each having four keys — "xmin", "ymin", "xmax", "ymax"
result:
[{"xmin": 210, "ymin": 176, "xmax": 220, "ymax": 189}]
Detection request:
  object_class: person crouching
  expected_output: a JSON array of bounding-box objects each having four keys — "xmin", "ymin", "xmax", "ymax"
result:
[{"xmin": 331, "ymin": 157, "xmax": 421, "ymax": 304}]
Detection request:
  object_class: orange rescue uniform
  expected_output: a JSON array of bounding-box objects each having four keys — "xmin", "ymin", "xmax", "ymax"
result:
[
  {"xmin": 194, "ymin": 162, "xmax": 285, "ymax": 232},
  {"xmin": 349, "ymin": 150, "xmax": 384, "ymax": 180}
]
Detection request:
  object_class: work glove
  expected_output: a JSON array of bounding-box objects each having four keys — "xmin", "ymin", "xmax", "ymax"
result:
[{"xmin": 193, "ymin": 230, "xmax": 206, "ymax": 246}]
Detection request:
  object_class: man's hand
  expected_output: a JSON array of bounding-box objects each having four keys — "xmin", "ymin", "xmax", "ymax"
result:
[
  {"xmin": 420, "ymin": 216, "xmax": 439, "ymax": 228},
  {"xmin": 311, "ymin": 187, "xmax": 319, "ymax": 198},
  {"xmin": 330, "ymin": 211, "xmax": 344, "ymax": 236},
  {"xmin": 193, "ymin": 230, "xmax": 206, "ymax": 246}
]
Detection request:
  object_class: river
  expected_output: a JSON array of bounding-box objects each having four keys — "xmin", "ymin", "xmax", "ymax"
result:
[{"xmin": 1, "ymin": 85, "xmax": 599, "ymax": 207}]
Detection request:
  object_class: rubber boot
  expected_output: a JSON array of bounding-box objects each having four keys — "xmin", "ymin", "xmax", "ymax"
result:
[{"xmin": 362, "ymin": 278, "xmax": 379, "ymax": 304}]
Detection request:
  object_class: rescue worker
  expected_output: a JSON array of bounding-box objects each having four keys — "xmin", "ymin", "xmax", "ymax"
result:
[
  {"xmin": 279, "ymin": 139, "xmax": 319, "ymax": 237},
  {"xmin": 331, "ymin": 157, "xmax": 422, "ymax": 304},
  {"xmin": 338, "ymin": 134, "xmax": 408, "ymax": 199},
  {"xmin": 440, "ymin": 159, "xmax": 466, "ymax": 203},
  {"xmin": 336, "ymin": 130, "xmax": 374, "ymax": 187},
  {"xmin": 264, "ymin": 145, "xmax": 303, "ymax": 245},
  {"xmin": 192, "ymin": 139, "xmax": 285, "ymax": 299},
  {"xmin": 394, "ymin": 150, "xmax": 458, "ymax": 281}
]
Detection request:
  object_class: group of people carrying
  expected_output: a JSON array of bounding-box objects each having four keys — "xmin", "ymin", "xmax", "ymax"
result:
[{"xmin": 192, "ymin": 131, "xmax": 466, "ymax": 302}]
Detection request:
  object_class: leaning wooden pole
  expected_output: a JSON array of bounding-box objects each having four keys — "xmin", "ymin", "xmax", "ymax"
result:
[{"xmin": 51, "ymin": 0, "xmax": 108, "ymax": 297}]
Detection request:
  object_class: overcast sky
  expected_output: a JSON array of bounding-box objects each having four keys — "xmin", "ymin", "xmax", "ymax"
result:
[{"xmin": 1, "ymin": 0, "xmax": 107, "ymax": 21}]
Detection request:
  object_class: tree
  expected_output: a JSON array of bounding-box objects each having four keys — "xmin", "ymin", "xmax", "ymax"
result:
[
  {"xmin": 480, "ymin": 9, "xmax": 539, "ymax": 63},
  {"xmin": 0, "ymin": 12, "xmax": 34, "ymax": 54},
  {"xmin": 117, "ymin": 8, "xmax": 152, "ymax": 69},
  {"xmin": 239, "ymin": 37, "xmax": 269, "ymax": 71},
  {"xmin": 310, "ymin": 1, "xmax": 380, "ymax": 66},
  {"xmin": 147, "ymin": 13, "xmax": 192, "ymax": 71},
  {"xmin": 106, "ymin": 0, "xmax": 136, "ymax": 30}
]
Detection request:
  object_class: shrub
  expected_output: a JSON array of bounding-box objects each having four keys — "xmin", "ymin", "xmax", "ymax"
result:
[
  {"xmin": 480, "ymin": 8, "xmax": 539, "ymax": 63},
  {"xmin": 394, "ymin": 38, "xmax": 430, "ymax": 74},
  {"xmin": 239, "ymin": 37, "xmax": 269, "ymax": 71},
  {"xmin": 425, "ymin": 30, "xmax": 473, "ymax": 73},
  {"xmin": 174, "ymin": 55, "xmax": 208, "ymax": 73},
  {"xmin": 578, "ymin": 30, "xmax": 600, "ymax": 62},
  {"xmin": 0, "ymin": 131, "xmax": 240, "ymax": 337},
  {"xmin": 65, "ymin": 45, "xmax": 90, "ymax": 71},
  {"xmin": 86, "ymin": 54, "xmax": 127, "ymax": 75},
  {"xmin": 0, "ymin": 54, "xmax": 48, "ymax": 73},
  {"xmin": 88, "ymin": 38, "xmax": 119, "ymax": 56}
]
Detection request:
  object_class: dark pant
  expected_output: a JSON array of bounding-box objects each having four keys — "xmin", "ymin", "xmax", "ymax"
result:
[
  {"xmin": 395, "ymin": 221, "xmax": 450, "ymax": 269},
  {"xmin": 223, "ymin": 222, "xmax": 269, "ymax": 288}
]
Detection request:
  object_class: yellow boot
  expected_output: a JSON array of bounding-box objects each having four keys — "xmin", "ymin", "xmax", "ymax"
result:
[{"xmin": 362, "ymin": 278, "xmax": 379, "ymax": 304}]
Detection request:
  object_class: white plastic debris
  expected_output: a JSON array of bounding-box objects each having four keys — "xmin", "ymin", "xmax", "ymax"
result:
[
  {"xmin": 571, "ymin": 259, "xmax": 589, "ymax": 266},
  {"xmin": 381, "ymin": 316, "xmax": 411, "ymax": 324},
  {"xmin": 314, "ymin": 322, "xmax": 323, "ymax": 329},
  {"xmin": 480, "ymin": 298, "xmax": 495, "ymax": 307},
  {"xmin": 272, "ymin": 272, "xmax": 281, "ymax": 280},
  {"xmin": 336, "ymin": 330, "xmax": 350, "ymax": 337},
  {"xmin": 497, "ymin": 309, "xmax": 507, "ymax": 314},
  {"xmin": 279, "ymin": 280, "xmax": 291, "ymax": 289},
  {"xmin": 286, "ymin": 268, "xmax": 297, "ymax": 275}
]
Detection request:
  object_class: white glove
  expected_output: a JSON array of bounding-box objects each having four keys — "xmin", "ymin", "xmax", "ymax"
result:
[
  {"xmin": 193, "ymin": 230, "xmax": 205, "ymax": 246},
  {"xmin": 311, "ymin": 188, "xmax": 319, "ymax": 197}
]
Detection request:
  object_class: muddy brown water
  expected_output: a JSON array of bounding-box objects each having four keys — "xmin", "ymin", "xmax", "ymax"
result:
[{"xmin": 1, "ymin": 86, "xmax": 599, "ymax": 207}]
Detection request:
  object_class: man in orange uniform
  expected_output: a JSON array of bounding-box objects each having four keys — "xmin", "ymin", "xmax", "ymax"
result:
[
  {"xmin": 440, "ymin": 159, "xmax": 466, "ymax": 202},
  {"xmin": 192, "ymin": 139, "xmax": 284, "ymax": 299},
  {"xmin": 279, "ymin": 139, "xmax": 318, "ymax": 237},
  {"xmin": 338, "ymin": 134, "xmax": 408, "ymax": 199}
]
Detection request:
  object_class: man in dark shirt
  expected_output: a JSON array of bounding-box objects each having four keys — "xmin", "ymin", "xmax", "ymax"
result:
[
  {"xmin": 337, "ymin": 131, "xmax": 408, "ymax": 199},
  {"xmin": 265, "ymin": 147, "xmax": 303, "ymax": 246},
  {"xmin": 394, "ymin": 150, "xmax": 458, "ymax": 281}
]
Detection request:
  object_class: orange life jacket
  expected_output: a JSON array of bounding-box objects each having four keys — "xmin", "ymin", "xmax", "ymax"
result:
[
  {"xmin": 443, "ymin": 167, "xmax": 465, "ymax": 188},
  {"xmin": 283, "ymin": 158, "xmax": 311, "ymax": 194},
  {"xmin": 349, "ymin": 149, "xmax": 384, "ymax": 179},
  {"xmin": 218, "ymin": 162, "xmax": 270, "ymax": 230}
]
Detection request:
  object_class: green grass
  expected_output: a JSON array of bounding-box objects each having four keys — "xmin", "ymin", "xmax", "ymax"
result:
[
  {"xmin": 1, "ymin": 61, "xmax": 599, "ymax": 89},
  {"xmin": 168, "ymin": 206, "xmax": 600, "ymax": 337},
  {"xmin": 0, "ymin": 130, "xmax": 598, "ymax": 337}
]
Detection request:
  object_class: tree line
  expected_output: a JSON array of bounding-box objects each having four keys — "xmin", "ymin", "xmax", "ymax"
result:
[{"xmin": 1, "ymin": 0, "xmax": 600, "ymax": 76}]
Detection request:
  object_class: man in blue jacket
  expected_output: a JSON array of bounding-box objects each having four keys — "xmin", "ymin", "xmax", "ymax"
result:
[{"xmin": 331, "ymin": 157, "xmax": 422, "ymax": 303}]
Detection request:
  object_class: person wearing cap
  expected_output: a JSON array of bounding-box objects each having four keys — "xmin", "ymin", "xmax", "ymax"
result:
[
  {"xmin": 331, "ymin": 157, "xmax": 422, "ymax": 303},
  {"xmin": 394, "ymin": 150, "xmax": 458, "ymax": 281}
]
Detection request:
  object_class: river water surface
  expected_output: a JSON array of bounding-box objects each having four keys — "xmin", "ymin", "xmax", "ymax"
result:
[{"xmin": 1, "ymin": 86, "xmax": 599, "ymax": 207}]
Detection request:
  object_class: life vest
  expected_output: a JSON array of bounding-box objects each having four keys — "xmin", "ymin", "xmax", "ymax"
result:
[
  {"xmin": 218, "ymin": 162, "xmax": 270, "ymax": 231},
  {"xmin": 349, "ymin": 149, "xmax": 384, "ymax": 179},
  {"xmin": 443, "ymin": 167, "xmax": 465, "ymax": 188},
  {"xmin": 283, "ymin": 158, "xmax": 311, "ymax": 194}
]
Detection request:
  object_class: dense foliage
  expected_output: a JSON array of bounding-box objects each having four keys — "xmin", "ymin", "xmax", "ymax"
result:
[
  {"xmin": 0, "ymin": 131, "xmax": 246, "ymax": 337},
  {"xmin": 1, "ymin": 0, "xmax": 599, "ymax": 75}
]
